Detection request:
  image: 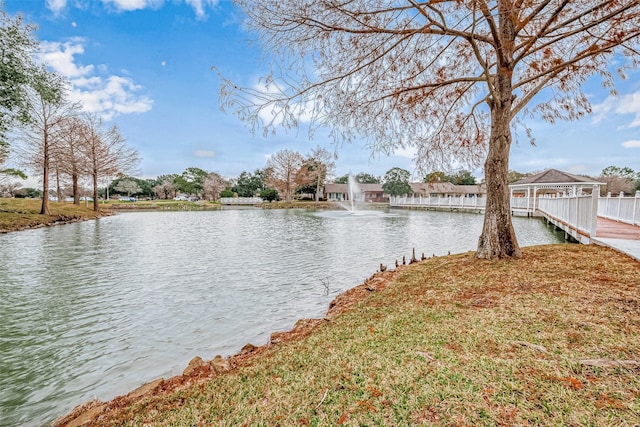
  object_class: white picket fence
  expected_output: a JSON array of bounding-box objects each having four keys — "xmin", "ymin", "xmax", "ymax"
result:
[
  {"xmin": 389, "ymin": 195, "xmax": 486, "ymax": 209},
  {"xmin": 598, "ymin": 193, "xmax": 640, "ymax": 226},
  {"xmin": 220, "ymin": 197, "xmax": 263, "ymax": 205},
  {"xmin": 391, "ymin": 191, "xmax": 639, "ymax": 243},
  {"xmin": 536, "ymin": 194, "xmax": 599, "ymax": 243},
  {"xmin": 389, "ymin": 195, "xmax": 538, "ymax": 214},
  {"xmin": 519, "ymin": 192, "xmax": 638, "ymax": 242}
]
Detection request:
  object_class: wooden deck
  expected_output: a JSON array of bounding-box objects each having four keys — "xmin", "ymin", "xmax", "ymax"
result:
[{"xmin": 596, "ymin": 217, "xmax": 640, "ymax": 240}]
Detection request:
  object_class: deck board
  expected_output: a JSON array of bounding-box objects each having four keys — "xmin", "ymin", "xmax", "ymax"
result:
[{"xmin": 596, "ymin": 217, "xmax": 640, "ymax": 240}]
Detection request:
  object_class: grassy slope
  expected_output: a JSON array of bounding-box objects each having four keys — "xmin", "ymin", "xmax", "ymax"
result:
[
  {"xmin": 0, "ymin": 198, "xmax": 105, "ymax": 233},
  {"xmin": 75, "ymin": 244, "xmax": 639, "ymax": 426}
]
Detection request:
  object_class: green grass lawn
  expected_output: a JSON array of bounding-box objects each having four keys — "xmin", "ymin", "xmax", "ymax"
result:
[
  {"xmin": 104, "ymin": 199, "xmax": 221, "ymax": 210},
  {"xmin": 57, "ymin": 244, "xmax": 640, "ymax": 427}
]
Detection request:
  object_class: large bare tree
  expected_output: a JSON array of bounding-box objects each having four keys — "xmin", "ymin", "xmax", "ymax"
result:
[
  {"xmin": 203, "ymin": 171, "xmax": 227, "ymax": 201},
  {"xmin": 78, "ymin": 114, "xmax": 139, "ymax": 211},
  {"xmin": 222, "ymin": 1, "xmax": 640, "ymax": 259},
  {"xmin": 18, "ymin": 72, "xmax": 73, "ymax": 214},
  {"xmin": 266, "ymin": 148, "xmax": 304, "ymax": 202},
  {"xmin": 154, "ymin": 174, "xmax": 178, "ymax": 199}
]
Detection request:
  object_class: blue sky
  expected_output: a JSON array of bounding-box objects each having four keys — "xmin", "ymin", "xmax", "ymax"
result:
[{"xmin": 4, "ymin": 0, "xmax": 640, "ymax": 183}]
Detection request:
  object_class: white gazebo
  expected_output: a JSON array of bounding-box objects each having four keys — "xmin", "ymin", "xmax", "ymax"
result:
[{"xmin": 509, "ymin": 169, "xmax": 604, "ymax": 215}]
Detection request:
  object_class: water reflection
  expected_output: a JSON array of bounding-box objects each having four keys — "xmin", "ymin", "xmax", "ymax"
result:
[{"xmin": 0, "ymin": 209, "xmax": 565, "ymax": 426}]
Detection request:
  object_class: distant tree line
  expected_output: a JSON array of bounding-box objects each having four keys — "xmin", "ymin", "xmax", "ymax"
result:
[
  {"xmin": 6, "ymin": 159, "xmax": 639, "ymax": 204},
  {"xmin": 91, "ymin": 146, "xmax": 338, "ymax": 203},
  {"xmin": 598, "ymin": 166, "xmax": 640, "ymax": 196}
]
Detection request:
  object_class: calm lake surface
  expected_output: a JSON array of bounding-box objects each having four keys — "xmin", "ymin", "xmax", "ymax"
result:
[{"xmin": 0, "ymin": 208, "xmax": 565, "ymax": 426}]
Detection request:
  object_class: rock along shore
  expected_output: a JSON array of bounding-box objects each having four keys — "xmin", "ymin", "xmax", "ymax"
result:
[{"xmin": 50, "ymin": 267, "xmax": 399, "ymax": 427}]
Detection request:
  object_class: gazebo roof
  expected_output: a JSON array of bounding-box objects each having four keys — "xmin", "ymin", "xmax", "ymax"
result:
[
  {"xmin": 510, "ymin": 169, "xmax": 603, "ymax": 188},
  {"xmin": 324, "ymin": 183, "xmax": 383, "ymax": 193}
]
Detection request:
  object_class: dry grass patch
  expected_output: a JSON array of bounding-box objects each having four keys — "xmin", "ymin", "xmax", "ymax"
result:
[
  {"xmin": 71, "ymin": 244, "xmax": 640, "ymax": 426},
  {"xmin": 0, "ymin": 198, "xmax": 106, "ymax": 233}
]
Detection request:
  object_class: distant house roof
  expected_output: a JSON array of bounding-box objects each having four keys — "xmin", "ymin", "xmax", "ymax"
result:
[
  {"xmin": 324, "ymin": 183, "xmax": 383, "ymax": 193},
  {"xmin": 325, "ymin": 181, "xmax": 487, "ymax": 196},
  {"xmin": 410, "ymin": 182, "xmax": 486, "ymax": 195},
  {"xmin": 324, "ymin": 183, "xmax": 347, "ymax": 193},
  {"xmin": 511, "ymin": 169, "xmax": 603, "ymax": 186},
  {"xmin": 358, "ymin": 183, "xmax": 384, "ymax": 192},
  {"xmin": 411, "ymin": 182, "xmax": 455, "ymax": 194},
  {"xmin": 449, "ymin": 184, "xmax": 487, "ymax": 194}
]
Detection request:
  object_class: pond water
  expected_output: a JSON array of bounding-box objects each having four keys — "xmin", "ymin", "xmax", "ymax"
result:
[{"xmin": 0, "ymin": 208, "xmax": 565, "ymax": 426}]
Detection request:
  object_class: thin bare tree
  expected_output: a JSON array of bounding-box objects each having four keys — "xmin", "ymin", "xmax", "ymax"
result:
[
  {"xmin": 306, "ymin": 146, "xmax": 335, "ymax": 201},
  {"xmin": 77, "ymin": 113, "xmax": 139, "ymax": 211},
  {"xmin": 266, "ymin": 148, "xmax": 304, "ymax": 202},
  {"xmin": 18, "ymin": 72, "xmax": 74, "ymax": 214},
  {"xmin": 54, "ymin": 115, "xmax": 88, "ymax": 204},
  {"xmin": 222, "ymin": 1, "xmax": 640, "ymax": 259}
]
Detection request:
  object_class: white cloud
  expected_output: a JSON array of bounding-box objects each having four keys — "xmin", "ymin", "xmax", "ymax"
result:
[
  {"xmin": 46, "ymin": 0, "xmax": 67, "ymax": 14},
  {"xmin": 521, "ymin": 157, "xmax": 568, "ymax": 168},
  {"xmin": 616, "ymin": 92, "xmax": 640, "ymax": 127},
  {"xmin": 69, "ymin": 76, "xmax": 153, "ymax": 120},
  {"xmin": 195, "ymin": 150, "xmax": 215, "ymax": 158},
  {"xmin": 39, "ymin": 41, "xmax": 94, "ymax": 78},
  {"xmin": 592, "ymin": 90, "xmax": 640, "ymax": 128},
  {"xmin": 567, "ymin": 164, "xmax": 588, "ymax": 173},
  {"xmin": 40, "ymin": 40, "xmax": 153, "ymax": 120},
  {"xmin": 394, "ymin": 146, "xmax": 417, "ymax": 159},
  {"xmin": 186, "ymin": 0, "xmax": 219, "ymax": 19},
  {"xmin": 46, "ymin": 0, "xmax": 218, "ymax": 17},
  {"xmin": 102, "ymin": 0, "xmax": 163, "ymax": 12},
  {"xmin": 622, "ymin": 140, "xmax": 640, "ymax": 148},
  {"xmin": 253, "ymin": 81, "xmax": 317, "ymax": 127}
]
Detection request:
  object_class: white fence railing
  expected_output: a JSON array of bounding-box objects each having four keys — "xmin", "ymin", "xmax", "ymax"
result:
[
  {"xmin": 220, "ymin": 197, "xmax": 263, "ymax": 205},
  {"xmin": 536, "ymin": 194, "xmax": 599, "ymax": 242},
  {"xmin": 598, "ymin": 193, "xmax": 640, "ymax": 226},
  {"xmin": 389, "ymin": 195, "xmax": 538, "ymax": 212},
  {"xmin": 509, "ymin": 196, "xmax": 536, "ymax": 211},
  {"xmin": 389, "ymin": 195, "xmax": 486, "ymax": 209},
  {"xmin": 392, "ymin": 191, "xmax": 639, "ymax": 243}
]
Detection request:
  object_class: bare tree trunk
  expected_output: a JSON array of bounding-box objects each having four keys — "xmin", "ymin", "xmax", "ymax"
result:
[
  {"xmin": 476, "ymin": 72, "xmax": 521, "ymax": 257},
  {"xmin": 476, "ymin": 2, "xmax": 521, "ymax": 260},
  {"xmin": 40, "ymin": 134, "xmax": 50, "ymax": 215},
  {"xmin": 286, "ymin": 170, "xmax": 292, "ymax": 202},
  {"xmin": 92, "ymin": 172, "xmax": 99, "ymax": 212},
  {"xmin": 72, "ymin": 170, "xmax": 79, "ymax": 204},
  {"xmin": 55, "ymin": 163, "xmax": 62, "ymax": 202},
  {"xmin": 315, "ymin": 174, "xmax": 321, "ymax": 202},
  {"xmin": 476, "ymin": 116, "xmax": 520, "ymax": 259}
]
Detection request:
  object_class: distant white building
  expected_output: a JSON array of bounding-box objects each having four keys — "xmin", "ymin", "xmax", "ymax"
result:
[{"xmin": 323, "ymin": 181, "xmax": 487, "ymax": 201}]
